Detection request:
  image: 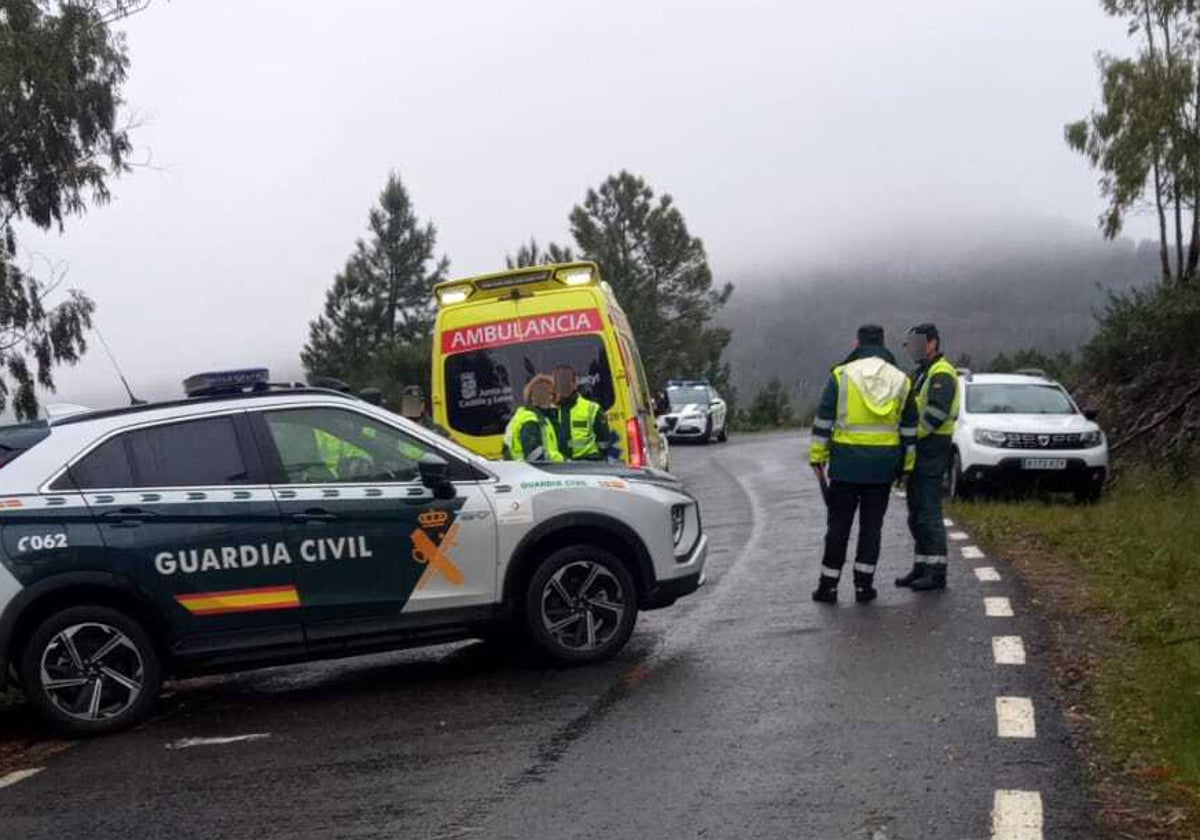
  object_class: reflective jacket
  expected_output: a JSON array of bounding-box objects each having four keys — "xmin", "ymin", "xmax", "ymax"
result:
[
  {"xmin": 503, "ymin": 406, "xmax": 565, "ymax": 462},
  {"xmin": 555, "ymin": 393, "xmax": 616, "ymax": 461},
  {"xmin": 809, "ymin": 346, "xmax": 918, "ymax": 484},
  {"xmin": 914, "ymin": 355, "xmax": 960, "ymax": 439}
]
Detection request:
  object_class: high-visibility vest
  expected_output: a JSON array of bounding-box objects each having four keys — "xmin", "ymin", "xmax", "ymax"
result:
[
  {"xmin": 563, "ymin": 396, "xmax": 602, "ymax": 460},
  {"xmin": 915, "ymin": 356, "xmax": 960, "ymax": 438},
  {"xmin": 830, "ymin": 357, "xmax": 911, "ymax": 449},
  {"xmin": 504, "ymin": 407, "xmax": 565, "ymax": 462}
]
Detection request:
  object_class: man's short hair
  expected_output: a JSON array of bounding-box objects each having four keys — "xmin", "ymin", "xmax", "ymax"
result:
[
  {"xmin": 908, "ymin": 323, "xmax": 940, "ymax": 343},
  {"xmin": 857, "ymin": 324, "xmax": 885, "ymax": 346}
]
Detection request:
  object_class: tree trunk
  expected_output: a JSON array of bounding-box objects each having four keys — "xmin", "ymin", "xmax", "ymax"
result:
[
  {"xmin": 1188, "ymin": 57, "xmax": 1200, "ymax": 283},
  {"xmin": 1154, "ymin": 161, "xmax": 1172, "ymax": 283}
]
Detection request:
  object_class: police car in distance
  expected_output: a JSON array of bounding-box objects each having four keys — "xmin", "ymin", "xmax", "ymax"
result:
[
  {"xmin": 950, "ymin": 369, "xmax": 1108, "ymax": 502},
  {"xmin": 659, "ymin": 380, "xmax": 728, "ymax": 443},
  {"xmin": 0, "ymin": 369, "xmax": 707, "ymax": 734}
]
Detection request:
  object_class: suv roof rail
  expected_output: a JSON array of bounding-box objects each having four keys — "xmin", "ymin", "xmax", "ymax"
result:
[
  {"xmin": 1014, "ymin": 368, "xmax": 1049, "ymax": 378},
  {"xmin": 51, "ymin": 387, "xmax": 356, "ymax": 427}
]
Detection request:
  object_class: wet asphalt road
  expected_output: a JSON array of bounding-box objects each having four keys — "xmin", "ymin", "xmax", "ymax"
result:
[{"xmin": 0, "ymin": 432, "xmax": 1098, "ymax": 840}]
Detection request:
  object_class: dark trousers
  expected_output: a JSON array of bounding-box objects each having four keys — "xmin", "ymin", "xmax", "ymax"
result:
[
  {"xmin": 819, "ymin": 480, "xmax": 892, "ymax": 586},
  {"xmin": 906, "ymin": 447, "xmax": 950, "ymax": 562}
]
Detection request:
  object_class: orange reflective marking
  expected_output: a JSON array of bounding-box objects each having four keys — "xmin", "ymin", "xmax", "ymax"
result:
[{"xmin": 411, "ymin": 524, "xmax": 463, "ymax": 590}]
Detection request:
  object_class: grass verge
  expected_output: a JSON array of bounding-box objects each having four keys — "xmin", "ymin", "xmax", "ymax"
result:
[{"xmin": 952, "ymin": 472, "xmax": 1200, "ymax": 839}]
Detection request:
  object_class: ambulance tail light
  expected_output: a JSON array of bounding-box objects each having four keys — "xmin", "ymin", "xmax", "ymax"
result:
[{"xmin": 626, "ymin": 417, "xmax": 647, "ymax": 469}]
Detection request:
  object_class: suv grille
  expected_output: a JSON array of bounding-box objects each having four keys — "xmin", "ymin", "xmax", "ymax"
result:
[{"xmin": 1002, "ymin": 432, "xmax": 1088, "ymax": 450}]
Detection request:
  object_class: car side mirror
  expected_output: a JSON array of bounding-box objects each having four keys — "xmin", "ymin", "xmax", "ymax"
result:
[
  {"xmin": 418, "ymin": 454, "xmax": 456, "ymax": 500},
  {"xmin": 1083, "ymin": 408, "xmax": 1100, "ymax": 421}
]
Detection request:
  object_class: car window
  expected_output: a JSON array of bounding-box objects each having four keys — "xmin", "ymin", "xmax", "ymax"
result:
[
  {"xmin": 65, "ymin": 437, "xmax": 134, "ymax": 490},
  {"xmin": 966, "ymin": 383, "xmax": 1076, "ymax": 415},
  {"xmin": 263, "ymin": 407, "xmax": 436, "ymax": 484},
  {"xmin": 67, "ymin": 416, "xmax": 248, "ymax": 490},
  {"xmin": 668, "ymin": 387, "xmax": 709, "ymax": 407},
  {"xmin": 444, "ymin": 334, "xmax": 615, "ymax": 437}
]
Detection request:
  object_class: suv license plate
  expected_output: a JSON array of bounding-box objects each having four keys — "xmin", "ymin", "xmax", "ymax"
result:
[{"xmin": 1022, "ymin": 458, "xmax": 1067, "ymax": 470}]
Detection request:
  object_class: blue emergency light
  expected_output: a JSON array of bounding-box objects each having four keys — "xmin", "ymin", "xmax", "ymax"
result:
[{"xmin": 183, "ymin": 368, "xmax": 271, "ymax": 397}]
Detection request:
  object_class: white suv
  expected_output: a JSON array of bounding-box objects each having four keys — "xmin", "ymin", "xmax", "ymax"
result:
[
  {"xmin": 950, "ymin": 370, "xmax": 1108, "ymax": 502},
  {"xmin": 659, "ymin": 381, "xmax": 728, "ymax": 444}
]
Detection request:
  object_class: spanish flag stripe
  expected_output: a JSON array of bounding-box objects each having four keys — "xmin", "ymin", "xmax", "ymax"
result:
[{"xmin": 176, "ymin": 585, "xmax": 300, "ymax": 616}]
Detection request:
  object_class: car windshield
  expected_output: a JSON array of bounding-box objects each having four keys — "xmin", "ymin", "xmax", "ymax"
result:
[
  {"xmin": 668, "ymin": 387, "xmax": 709, "ymax": 407},
  {"xmin": 966, "ymin": 383, "xmax": 1076, "ymax": 415},
  {"xmin": 444, "ymin": 335, "xmax": 615, "ymax": 437}
]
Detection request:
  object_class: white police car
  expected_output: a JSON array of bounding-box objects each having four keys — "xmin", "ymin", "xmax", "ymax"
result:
[
  {"xmin": 659, "ymin": 380, "xmax": 728, "ymax": 443},
  {"xmin": 0, "ymin": 369, "xmax": 706, "ymax": 734},
  {"xmin": 950, "ymin": 370, "xmax": 1108, "ymax": 502}
]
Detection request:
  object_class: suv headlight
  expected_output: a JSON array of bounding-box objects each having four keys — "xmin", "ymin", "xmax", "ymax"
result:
[
  {"xmin": 671, "ymin": 502, "xmax": 700, "ymax": 558},
  {"xmin": 1080, "ymin": 429, "xmax": 1103, "ymax": 447},
  {"xmin": 671, "ymin": 504, "xmax": 686, "ymax": 545},
  {"xmin": 974, "ymin": 429, "xmax": 1008, "ymax": 447}
]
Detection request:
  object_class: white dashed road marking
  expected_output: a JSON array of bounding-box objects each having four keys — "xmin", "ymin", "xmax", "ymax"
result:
[
  {"xmin": 962, "ymin": 545, "xmax": 985, "ymax": 560},
  {"xmin": 943, "ymin": 517, "xmax": 955, "ymax": 527},
  {"xmin": 949, "ymin": 530, "xmax": 969, "ymax": 541},
  {"xmin": 166, "ymin": 734, "xmax": 271, "ymax": 750},
  {"xmin": 992, "ymin": 790, "xmax": 1044, "ymax": 839},
  {"xmin": 993, "ymin": 636, "xmax": 1027, "ymax": 665},
  {"xmin": 0, "ymin": 768, "xmax": 43, "ymax": 790},
  {"xmin": 996, "ymin": 697, "xmax": 1037, "ymax": 738},
  {"xmin": 985, "ymin": 597, "xmax": 1014, "ymax": 617},
  {"xmin": 975, "ymin": 566, "xmax": 1001, "ymax": 582}
]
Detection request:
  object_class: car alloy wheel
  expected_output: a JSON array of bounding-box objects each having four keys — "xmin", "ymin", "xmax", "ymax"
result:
[
  {"xmin": 540, "ymin": 560, "xmax": 627, "ymax": 653},
  {"xmin": 39, "ymin": 622, "xmax": 144, "ymax": 723}
]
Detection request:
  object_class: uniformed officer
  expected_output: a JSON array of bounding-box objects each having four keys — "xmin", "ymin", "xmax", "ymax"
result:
[
  {"xmin": 895, "ymin": 323, "xmax": 961, "ymax": 591},
  {"xmin": 503, "ymin": 374, "xmax": 565, "ymax": 462},
  {"xmin": 810, "ymin": 325, "xmax": 918, "ymax": 604},
  {"xmin": 551, "ymin": 365, "xmax": 619, "ymax": 461}
]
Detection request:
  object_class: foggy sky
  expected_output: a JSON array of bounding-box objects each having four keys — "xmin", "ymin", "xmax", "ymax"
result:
[{"xmin": 15, "ymin": 0, "xmax": 1143, "ymax": 410}]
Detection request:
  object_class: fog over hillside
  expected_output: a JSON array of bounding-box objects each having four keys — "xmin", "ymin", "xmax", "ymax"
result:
[{"xmin": 718, "ymin": 225, "xmax": 1158, "ymax": 407}]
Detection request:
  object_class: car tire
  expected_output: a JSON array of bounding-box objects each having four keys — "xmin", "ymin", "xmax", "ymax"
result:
[
  {"xmin": 20, "ymin": 605, "xmax": 162, "ymax": 736},
  {"xmin": 717, "ymin": 423, "xmax": 728, "ymax": 443},
  {"xmin": 947, "ymin": 452, "xmax": 973, "ymax": 501},
  {"xmin": 523, "ymin": 545, "xmax": 638, "ymax": 665},
  {"xmin": 702, "ymin": 417, "xmax": 714, "ymax": 445}
]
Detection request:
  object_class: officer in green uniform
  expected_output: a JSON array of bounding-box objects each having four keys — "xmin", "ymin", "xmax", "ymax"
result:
[
  {"xmin": 895, "ymin": 323, "xmax": 961, "ymax": 591},
  {"xmin": 810, "ymin": 325, "xmax": 919, "ymax": 604},
  {"xmin": 503, "ymin": 374, "xmax": 565, "ymax": 462},
  {"xmin": 551, "ymin": 365, "xmax": 619, "ymax": 461}
]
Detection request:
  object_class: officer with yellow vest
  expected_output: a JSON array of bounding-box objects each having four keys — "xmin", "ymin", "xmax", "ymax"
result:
[
  {"xmin": 810, "ymin": 325, "xmax": 919, "ymax": 604},
  {"xmin": 895, "ymin": 323, "xmax": 960, "ymax": 591},
  {"xmin": 503, "ymin": 374, "xmax": 565, "ymax": 463},
  {"xmin": 552, "ymin": 365, "xmax": 620, "ymax": 462}
]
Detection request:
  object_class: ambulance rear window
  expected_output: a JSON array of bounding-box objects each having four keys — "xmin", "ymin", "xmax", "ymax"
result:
[{"xmin": 444, "ymin": 335, "xmax": 615, "ymax": 437}]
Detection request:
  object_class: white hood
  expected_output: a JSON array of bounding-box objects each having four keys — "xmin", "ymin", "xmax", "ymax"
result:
[{"xmin": 964, "ymin": 413, "xmax": 1097, "ymax": 433}]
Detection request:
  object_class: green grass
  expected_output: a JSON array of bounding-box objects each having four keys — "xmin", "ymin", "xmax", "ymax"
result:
[{"xmin": 953, "ymin": 473, "xmax": 1200, "ymax": 802}]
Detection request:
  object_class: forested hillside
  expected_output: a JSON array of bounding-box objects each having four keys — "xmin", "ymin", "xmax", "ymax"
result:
[{"xmin": 720, "ymin": 230, "xmax": 1157, "ymax": 407}]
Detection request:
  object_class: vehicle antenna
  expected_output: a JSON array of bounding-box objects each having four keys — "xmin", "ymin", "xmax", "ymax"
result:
[{"xmin": 93, "ymin": 325, "xmax": 146, "ymax": 406}]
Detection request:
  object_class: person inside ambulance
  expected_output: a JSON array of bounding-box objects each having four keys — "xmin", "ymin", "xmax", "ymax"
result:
[
  {"xmin": 552, "ymin": 364, "xmax": 620, "ymax": 462},
  {"xmin": 503, "ymin": 374, "xmax": 565, "ymax": 462}
]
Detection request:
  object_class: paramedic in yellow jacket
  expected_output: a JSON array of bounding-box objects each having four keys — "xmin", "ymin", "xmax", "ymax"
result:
[{"xmin": 503, "ymin": 374, "xmax": 565, "ymax": 462}]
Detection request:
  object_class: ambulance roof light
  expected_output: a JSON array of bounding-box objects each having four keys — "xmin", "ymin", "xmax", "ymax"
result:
[
  {"xmin": 183, "ymin": 367, "xmax": 271, "ymax": 397},
  {"xmin": 556, "ymin": 266, "xmax": 594, "ymax": 286},
  {"xmin": 437, "ymin": 285, "xmax": 471, "ymax": 305}
]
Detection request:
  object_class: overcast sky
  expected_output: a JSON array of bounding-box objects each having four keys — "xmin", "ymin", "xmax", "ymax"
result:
[{"xmin": 17, "ymin": 0, "xmax": 1140, "ymax": 409}]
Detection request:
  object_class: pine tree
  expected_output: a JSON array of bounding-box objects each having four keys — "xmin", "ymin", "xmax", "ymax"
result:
[
  {"xmin": 302, "ymin": 173, "xmax": 448, "ymax": 389},
  {"xmin": 568, "ymin": 171, "xmax": 732, "ymax": 389},
  {"xmin": 505, "ymin": 237, "xmax": 574, "ymax": 269}
]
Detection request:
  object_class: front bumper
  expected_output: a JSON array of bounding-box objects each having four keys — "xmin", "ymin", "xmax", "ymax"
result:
[
  {"xmin": 963, "ymin": 457, "xmax": 1107, "ymax": 492},
  {"xmin": 644, "ymin": 533, "xmax": 707, "ymax": 610}
]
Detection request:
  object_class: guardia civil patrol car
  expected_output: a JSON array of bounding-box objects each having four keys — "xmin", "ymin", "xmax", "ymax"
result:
[{"xmin": 0, "ymin": 370, "xmax": 706, "ymax": 734}]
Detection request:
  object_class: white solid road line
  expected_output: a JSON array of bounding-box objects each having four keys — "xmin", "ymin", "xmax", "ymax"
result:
[
  {"xmin": 0, "ymin": 768, "xmax": 44, "ymax": 790},
  {"xmin": 962, "ymin": 545, "xmax": 985, "ymax": 560},
  {"xmin": 996, "ymin": 697, "xmax": 1037, "ymax": 738},
  {"xmin": 993, "ymin": 790, "xmax": 1044, "ymax": 840},
  {"xmin": 949, "ymin": 531, "xmax": 969, "ymax": 541},
  {"xmin": 975, "ymin": 566, "xmax": 1002, "ymax": 582},
  {"xmin": 166, "ymin": 733, "xmax": 271, "ymax": 750},
  {"xmin": 993, "ymin": 636, "xmax": 1027, "ymax": 665},
  {"xmin": 985, "ymin": 597, "xmax": 1014, "ymax": 617}
]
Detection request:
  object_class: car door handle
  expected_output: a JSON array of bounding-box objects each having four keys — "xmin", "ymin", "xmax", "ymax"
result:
[
  {"xmin": 100, "ymin": 507, "xmax": 158, "ymax": 528},
  {"xmin": 291, "ymin": 509, "xmax": 336, "ymax": 524}
]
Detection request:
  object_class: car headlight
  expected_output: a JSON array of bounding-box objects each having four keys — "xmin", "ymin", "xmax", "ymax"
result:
[
  {"xmin": 974, "ymin": 429, "xmax": 1008, "ymax": 447},
  {"xmin": 671, "ymin": 504, "xmax": 687, "ymax": 546},
  {"xmin": 1080, "ymin": 429, "xmax": 1103, "ymax": 447}
]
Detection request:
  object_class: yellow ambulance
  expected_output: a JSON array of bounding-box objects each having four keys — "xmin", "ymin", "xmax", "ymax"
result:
[{"xmin": 430, "ymin": 261, "xmax": 667, "ymax": 470}]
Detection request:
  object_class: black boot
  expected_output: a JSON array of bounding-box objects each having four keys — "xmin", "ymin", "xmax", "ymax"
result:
[
  {"xmin": 811, "ymin": 580, "xmax": 838, "ymax": 604},
  {"xmin": 855, "ymin": 584, "xmax": 878, "ymax": 603},
  {"xmin": 910, "ymin": 567, "xmax": 947, "ymax": 591},
  {"xmin": 895, "ymin": 562, "xmax": 928, "ymax": 588}
]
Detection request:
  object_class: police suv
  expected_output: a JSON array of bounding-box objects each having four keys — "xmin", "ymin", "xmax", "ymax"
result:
[{"xmin": 0, "ymin": 370, "xmax": 707, "ymax": 734}]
